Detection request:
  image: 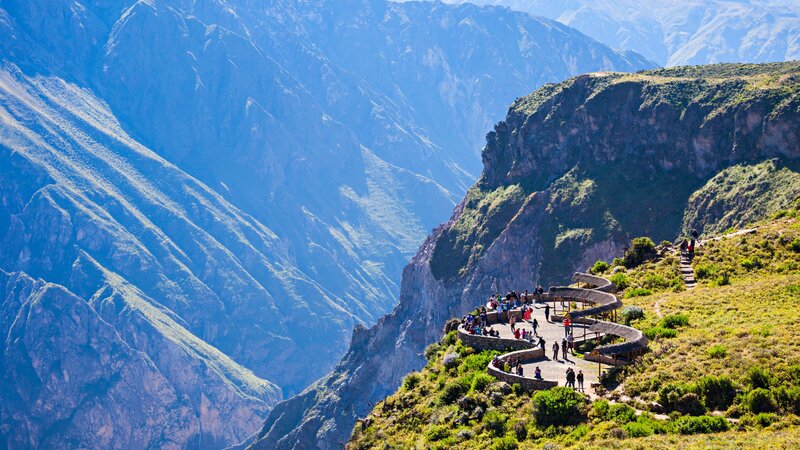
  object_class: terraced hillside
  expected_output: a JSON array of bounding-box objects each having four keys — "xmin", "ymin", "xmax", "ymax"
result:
[{"xmin": 348, "ymin": 214, "xmax": 800, "ymax": 449}]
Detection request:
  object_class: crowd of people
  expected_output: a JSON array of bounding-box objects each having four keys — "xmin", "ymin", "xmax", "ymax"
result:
[{"xmin": 460, "ymin": 287, "xmax": 593, "ymax": 391}]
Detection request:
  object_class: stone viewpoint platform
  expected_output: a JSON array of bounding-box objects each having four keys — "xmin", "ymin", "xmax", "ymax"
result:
[{"xmin": 457, "ymin": 273, "xmax": 648, "ymax": 393}]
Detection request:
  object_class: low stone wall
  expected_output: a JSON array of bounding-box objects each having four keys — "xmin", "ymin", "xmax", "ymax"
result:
[
  {"xmin": 487, "ymin": 347, "xmax": 557, "ymax": 391},
  {"xmin": 457, "ymin": 327, "xmax": 534, "ymax": 352}
]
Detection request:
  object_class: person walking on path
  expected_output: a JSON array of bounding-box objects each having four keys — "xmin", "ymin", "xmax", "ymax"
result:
[
  {"xmin": 567, "ymin": 332, "xmax": 574, "ymax": 354},
  {"xmin": 562, "ymin": 338, "xmax": 568, "ymax": 359},
  {"xmin": 566, "ymin": 368, "xmax": 575, "ymax": 388},
  {"xmin": 552, "ymin": 341, "xmax": 559, "ymax": 360},
  {"xmin": 544, "ymin": 304, "xmax": 550, "ymax": 322},
  {"xmin": 563, "ymin": 317, "xmax": 571, "ymax": 337},
  {"xmin": 532, "ymin": 318, "xmax": 539, "ymax": 336},
  {"xmin": 577, "ymin": 370, "xmax": 584, "ymax": 392}
]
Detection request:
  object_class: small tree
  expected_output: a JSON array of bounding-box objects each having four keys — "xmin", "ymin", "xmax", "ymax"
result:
[
  {"xmin": 532, "ymin": 387, "xmax": 587, "ymax": 427},
  {"xmin": 623, "ymin": 237, "xmax": 657, "ymax": 268}
]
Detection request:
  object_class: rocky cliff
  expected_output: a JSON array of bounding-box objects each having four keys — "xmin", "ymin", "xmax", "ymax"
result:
[{"xmin": 251, "ymin": 61, "xmax": 800, "ymax": 449}]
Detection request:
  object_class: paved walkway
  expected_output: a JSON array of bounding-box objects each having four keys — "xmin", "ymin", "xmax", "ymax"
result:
[{"xmin": 492, "ymin": 305, "xmax": 611, "ymax": 391}]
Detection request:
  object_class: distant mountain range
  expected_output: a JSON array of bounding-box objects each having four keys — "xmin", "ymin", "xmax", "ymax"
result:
[
  {"xmin": 436, "ymin": 0, "xmax": 800, "ymax": 66},
  {"xmin": 0, "ymin": 0, "xmax": 652, "ymax": 447}
]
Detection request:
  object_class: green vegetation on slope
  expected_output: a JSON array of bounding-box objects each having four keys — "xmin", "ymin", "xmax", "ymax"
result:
[{"xmin": 350, "ymin": 216, "xmax": 800, "ymax": 449}]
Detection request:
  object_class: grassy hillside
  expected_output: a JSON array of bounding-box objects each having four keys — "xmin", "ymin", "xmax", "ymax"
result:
[{"xmin": 348, "ymin": 214, "xmax": 800, "ymax": 449}]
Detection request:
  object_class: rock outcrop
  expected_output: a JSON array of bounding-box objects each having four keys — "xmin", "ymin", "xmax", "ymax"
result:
[{"xmin": 252, "ymin": 61, "xmax": 800, "ymax": 449}]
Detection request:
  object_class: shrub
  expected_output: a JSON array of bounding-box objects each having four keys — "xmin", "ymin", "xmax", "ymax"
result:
[
  {"xmin": 660, "ymin": 313, "xmax": 689, "ymax": 329},
  {"xmin": 444, "ymin": 330, "xmax": 458, "ymax": 346},
  {"xmin": 624, "ymin": 421, "xmax": 654, "ymax": 438},
  {"xmin": 483, "ymin": 410, "xmax": 508, "ymax": 436},
  {"xmin": 460, "ymin": 352, "xmax": 500, "ymax": 374},
  {"xmin": 590, "ymin": 399, "xmax": 610, "ymax": 420},
  {"xmin": 643, "ymin": 273, "xmax": 671, "ymax": 291},
  {"xmin": 620, "ymin": 306, "xmax": 645, "ymax": 325},
  {"xmin": 440, "ymin": 382, "xmax": 466, "ymax": 405},
  {"xmin": 492, "ymin": 436, "xmax": 518, "ymax": 450},
  {"xmin": 532, "ymin": 387, "xmax": 588, "ymax": 427},
  {"xmin": 612, "ymin": 258, "xmax": 625, "ymax": 268},
  {"xmin": 610, "ymin": 273, "xmax": 629, "ymax": 291},
  {"xmin": 676, "ymin": 392, "xmax": 706, "ymax": 416},
  {"xmin": 608, "ymin": 403, "xmax": 636, "ymax": 424},
  {"xmin": 695, "ymin": 263, "xmax": 719, "ymax": 280},
  {"xmin": 658, "ymin": 383, "xmax": 695, "ymax": 412},
  {"xmin": 442, "ymin": 352, "xmax": 460, "ymax": 369},
  {"xmin": 470, "ymin": 373, "xmax": 495, "ymax": 393},
  {"xmin": 788, "ymin": 238, "xmax": 800, "ymax": 252},
  {"xmin": 512, "ymin": 419, "xmax": 527, "ymax": 440},
  {"xmin": 425, "ymin": 425, "xmax": 450, "ymax": 441},
  {"xmin": 624, "ymin": 237, "xmax": 657, "ymax": 268},
  {"xmin": 673, "ymin": 415, "xmax": 730, "ymax": 434},
  {"xmin": 740, "ymin": 412, "xmax": 779, "ymax": 428},
  {"xmin": 424, "ymin": 343, "xmax": 441, "ymax": 361},
  {"xmin": 771, "ymin": 386, "xmax": 800, "ymax": 415},
  {"xmin": 712, "ymin": 271, "xmax": 730, "ymax": 286},
  {"xmin": 740, "ymin": 256, "xmax": 762, "ymax": 271},
  {"xmin": 591, "ymin": 260, "xmax": 610, "ymax": 274},
  {"xmin": 707, "ymin": 344, "xmax": 727, "ymax": 359},
  {"xmin": 625, "ymin": 288, "xmax": 653, "ymax": 298},
  {"xmin": 747, "ymin": 388, "xmax": 777, "ymax": 413},
  {"xmin": 403, "ymin": 373, "xmax": 421, "ymax": 391},
  {"xmin": 697, "ymin": 376, "xmax": 736, "ymax": 411},
  {"xmin": 644, "ymin": 327, "xmax": 677, "ymax": 340},
  {"xmin": 748, "ymin": 367, "xmax": 772, "ymax": 389}
]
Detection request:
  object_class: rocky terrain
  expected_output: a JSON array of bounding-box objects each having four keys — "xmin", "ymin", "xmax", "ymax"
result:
[
  {"xmin": 0, "ymin": 0, "xmax": 654, "ymax": 448},
  {"xmin": 252, "ymin": 61, "xmax": 800, "ymax": 449},
  {"xmin": 437, "ymin": 0, "xmax": 800, "ymax": 67}
]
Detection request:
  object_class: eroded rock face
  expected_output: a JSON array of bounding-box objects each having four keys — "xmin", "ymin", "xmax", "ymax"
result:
[{"xmin": 252, "ymin": 62, "xmax": 800, "ymax": 450}]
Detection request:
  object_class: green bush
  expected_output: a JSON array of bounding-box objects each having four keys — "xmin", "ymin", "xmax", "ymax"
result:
[
  {"xmin": 403, "ymin": 373, "xmax": 421, "ymax": 391},
  {"xmin": 624, "ymin": 237, "xmax": 657, "ymax": 268},
  {"xmin": 673, "ymin": 415, "xmax": 730, "ymax": 434},
  {"xmin": 440, "ymin": 382, "xmax": 466, "ymax": 405},
  {"xmin": 660, "ymin": 313, "xmax": 689, "ymax": 329},
  {"xmin": 623, "ymin": 421, "xmax": 654, "ymax": 438},
  {"xmin": 625, "ymin": 288, "xmax": 653, "ymax": 298},
  {"xmin": 676, "ymin": 392, "xmax": 706, "ymax": 416},
  {"xmin": 748, "ymin": 366, "xmax": 772, "ymax": 389},
  {"xmin": 644, "ymin": 327, "xmax": 677, "ymax": 339},
  {"xmin": 643, "ymin": 273, "xmax": 671, "ymax": 291},
  {"xmin": 771, "ymin": 386, "xmax": 800, "ymax": 415},
  {"xmin": 591, "ymin": 260, "xmax": 610, "ymax": 274},
  {"xmin": 532, "ymin": 387, "xmax": 588, "ymax": 427},
  {"xmin": 460, "ymin": 352, "xmax": 500, "ymax": 374},
  {"xmin": 425, "ymin": 425, "xmax": 450, "ymax": 441},
  {"xmin": 740, "ymin": 256, "xmax": 762, "ymax": 271},
  {"xmin": 747, "ymin": 388, "xmax": 777, "ymax": 413},
  {"xmin": 694, "ymin": 263, "xmax": 719, "ymax": 280},
  {"xmin": 740, "ymin": 412, "xmax": 779, "ymax": 428},
  {"xmin": 608, "ymin": 403, "xmax": 636, "ymax": 424},
  {"xmin": 706, "ymin": 344, "xmax": 727, "ymax": 359},
  {"xmin": 696, "ymin": 376, "xmax": 736, "ymax": 411},
  {"xmin": 658, "ymin": 383, "xmax": 695, "ymax": 412},
  {"xmin": 492, "ymin": 436, "xmax": 518, "ymax": 450},
  {"xmin": 788, "ymin": 238, "xmax": 800, "ymax": 252},
  {"xmin": 470, "ymin": 373, "xmax": 495, "ymax": 393},
  {"xmin": 612, "ymin": 257, "xmax": 625, "ymax": 268},
  {"xmin": 483, "ymin": 410, "xmax": 508, "ymax": 436},
  {"xmin": 609, "ymin": 273, "xmax": 629, "ymax": 291},
  {"xmin": 620, "ymin": 306, "xmax": 645, "ymax": 325}
]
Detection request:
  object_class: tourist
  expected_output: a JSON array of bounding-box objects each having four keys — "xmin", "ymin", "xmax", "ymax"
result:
[
  {"xmin": 552, "ymin": 341, "xmax": 559, "ymax": 360},
  {"xmin": 544, "ymin": 304, "xmax": 550, "ymax": 322},
  {"xmin": 510, "ymin": 314, "xmax": 516, "ymax": 332},
  {"xmin": 492, "ymin": 355, "xmax": 501, "ymax": 368},
  {"xmin": 566, "ymin": 368, "xmax": 575, "ymax": 388},
  {"xmin": 539, "ymin": 337, "xmax": 546, "ymax": 351},
  {"xmin": 577, "ymin": 370, "xmax": 584, "ymax": 392},
  {"xmin": 563, "ymin": 317, "xmax": 571, "ymax": 336},
  {"xmin": 562, "ymin": 338, "xmax": 568, "ymax": 359},
  {"xmin": 514, "ymin": 328, "xmax": 521, "ymax": 340},
  {"xmin": 532, "ymin": 318, "xmax": 539, "ymax": 335},
  {"xmin": 534, "ymin": 366, "xmax": 542, "ymax": 380},
  {"xmin": 567, "ymin": 332, "xmax": 574, "ymax": 354},
  {"xmin": 516, "ymin": 364, "xmax": 523, "ymax": 376}
]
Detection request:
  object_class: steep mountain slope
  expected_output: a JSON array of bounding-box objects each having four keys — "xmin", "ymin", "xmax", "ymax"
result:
[
  {"xmin": 252, "ymin": 61, "xmax": 800, "ymax": 449},
  {"xmin": 437, "ymin": 0, "xmax": 800, "ymax": 67}
]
